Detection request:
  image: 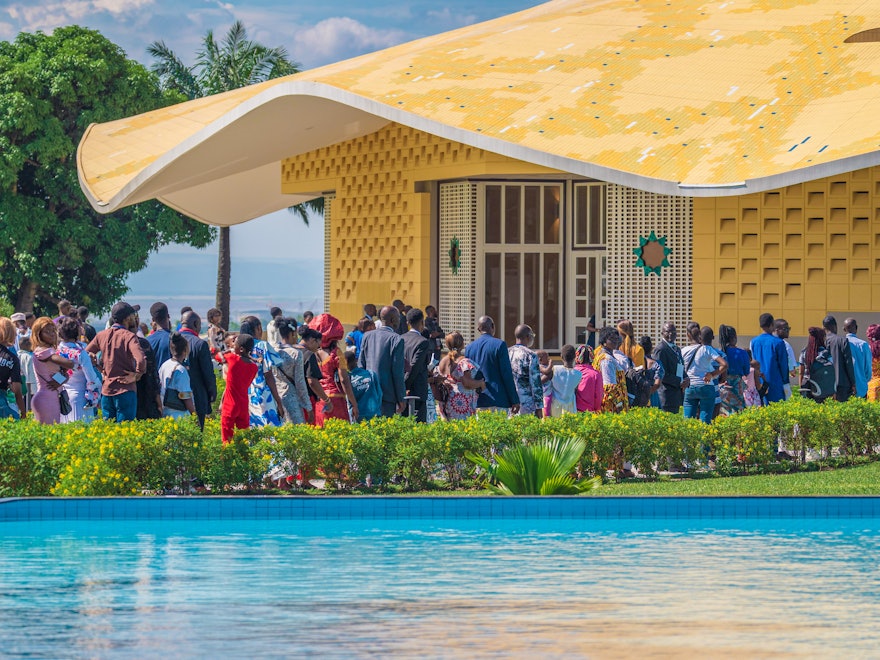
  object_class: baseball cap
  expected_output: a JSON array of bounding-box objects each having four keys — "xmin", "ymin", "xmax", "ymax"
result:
[
  {"xmin": 111, "ymin": 301, "xmax": 140, "ymax": 323},
  {"xmin": 10, "ymin": 313, "xmax": 25, "ymax": 323}
]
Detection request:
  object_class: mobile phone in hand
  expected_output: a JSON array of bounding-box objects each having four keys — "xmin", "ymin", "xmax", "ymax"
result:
[{"xmin": 52, "ymin": 372, "xmax": 68, "ymax": 385}]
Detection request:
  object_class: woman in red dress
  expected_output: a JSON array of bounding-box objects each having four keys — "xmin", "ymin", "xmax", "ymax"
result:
[{"xmin": 309, "ymin": 314, "xmax": 359, "ymax": 426}]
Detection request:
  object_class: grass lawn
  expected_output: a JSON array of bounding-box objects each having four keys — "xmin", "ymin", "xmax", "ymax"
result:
[{"xmin": 589, "ymin": 461, "xmax": 880, "ymax": 496}]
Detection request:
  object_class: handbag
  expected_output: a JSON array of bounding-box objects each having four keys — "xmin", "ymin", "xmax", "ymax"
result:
[
  {"xmin": 163, "ymin": 376, "xmax": 188, "ymax": 411},
  {"xmin": 58, "ymin": 389, "xmax": 72, "ymax": 416}
]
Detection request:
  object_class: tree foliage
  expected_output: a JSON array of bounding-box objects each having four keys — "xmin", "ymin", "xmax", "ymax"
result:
[{"xmin": 0, "ymin": 26, "xmax": 215, "ymax": 315}]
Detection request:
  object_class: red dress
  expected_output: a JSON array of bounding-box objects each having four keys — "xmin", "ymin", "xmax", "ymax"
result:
[
  {"xmin": 221, "ymin": 352, "xmax": 258, "ymax": 443},
  {"xmin": 314, "ymin": 347, "xmax": 350, "ymax": 427}
]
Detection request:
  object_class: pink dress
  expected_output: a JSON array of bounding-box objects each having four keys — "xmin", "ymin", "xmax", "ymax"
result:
[
  {"xmin": 32, "ymin": 348, "xmax": 61, "ymax": 424},
  {"xmin": 574, "ymin": 364, "xmax": 603, "ymax": 412}
]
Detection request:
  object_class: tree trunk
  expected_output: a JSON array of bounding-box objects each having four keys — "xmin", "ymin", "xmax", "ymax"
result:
[
  {"xmin": 14, "ymin": 280, "xmax": 38, "ymax": 315},
  {"xmin": 215, "ymin": 225, "xmax": 231, "ymax": 330}
]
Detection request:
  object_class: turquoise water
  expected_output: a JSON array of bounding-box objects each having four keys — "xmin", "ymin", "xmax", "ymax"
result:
[{"xmin": 2, "ymin": 517, "xmax": 879, "ymax": 657}]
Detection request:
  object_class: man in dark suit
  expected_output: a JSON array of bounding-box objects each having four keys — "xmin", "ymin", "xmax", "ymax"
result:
[
  {"xmin": 358, "ymin": 305, "xmax": 406, "ymax": 417},
  {"xmin": 179, "ymin": 311, "xmax": 217, "ymax": 429},
  {"xmin": 652, "ymin": 321, "xmax": 688, "ymax": 413},
  {"xmin": 464, "ymin": 316, "xmax": 520, "ymax": 413},
  {"xmin": 402, "ymin": 308, "xmax": 431, "ymax": 422},
  {"xmin": 823, "ymin": 315, "xmax": 856, "ymax": 402}
]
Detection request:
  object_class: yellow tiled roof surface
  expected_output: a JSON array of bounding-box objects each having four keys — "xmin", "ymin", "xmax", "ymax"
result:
[{"xmin": 78, "ymin": 0, "xmax": 880, "ymax": 217}]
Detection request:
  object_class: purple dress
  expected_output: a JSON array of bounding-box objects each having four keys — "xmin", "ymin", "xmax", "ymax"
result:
[{"xmin": 32, "ymin": 348, "xmax": 61, "ymax": 424}]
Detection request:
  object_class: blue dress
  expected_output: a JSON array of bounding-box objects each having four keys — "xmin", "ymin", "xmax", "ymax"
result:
[{"xmin": 248, "ymin": 340, "xmax": 283, "ymax": 426}]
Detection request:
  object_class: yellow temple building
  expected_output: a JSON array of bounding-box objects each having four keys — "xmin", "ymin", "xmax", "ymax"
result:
[{"xmin": 77, "ymin": 0, "xmax": 880, "ymax": 347}]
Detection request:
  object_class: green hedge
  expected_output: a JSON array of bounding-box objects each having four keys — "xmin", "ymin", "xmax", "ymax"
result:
[{"xmin": 1, "ymin": 398, "xmax": 878, "ymax": 496}]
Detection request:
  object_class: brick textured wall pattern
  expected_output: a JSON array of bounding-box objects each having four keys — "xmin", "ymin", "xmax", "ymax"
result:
[
  {"xmin": 281, "ymin": 121, "xmax": 556, "ymax": 323},
  {"xmin": 693, "ymin": 166, "xmax": 880, "ymax": 335}
]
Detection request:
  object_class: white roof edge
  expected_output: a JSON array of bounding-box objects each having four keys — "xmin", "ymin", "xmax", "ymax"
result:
[{"xmin": 81, "ymin": 80, "xmax": 880, "ymax": 216}]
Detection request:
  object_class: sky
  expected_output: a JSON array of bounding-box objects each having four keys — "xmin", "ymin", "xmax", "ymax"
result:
[{"xmin": 0, "ymin": 0, "xmax": 538, "ymax": 267}]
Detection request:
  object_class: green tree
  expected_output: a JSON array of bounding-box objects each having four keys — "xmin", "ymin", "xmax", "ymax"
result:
[
  {"xmin": 149, "ymin": 20, "xmax": 308, "ymax": 330},
  {"xmin": 0, "ymin": 26, "xmax": 215, "ymax": 315}
]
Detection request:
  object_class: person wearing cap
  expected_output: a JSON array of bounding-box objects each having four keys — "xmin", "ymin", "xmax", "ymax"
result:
[
  {"xmin": 78, "ymin": 307, "xmax": 97, "ymax": 343},
  {"xmin": 11, "ymin": 313, "xmax": 29, "ymax": 351},
  {"xmin": 86, "ymin": 301, "xmax": 147, "ymax": 422},
  {"xmin": 147, "ymin": 302, "xmax": 172, "ymax": 368}
]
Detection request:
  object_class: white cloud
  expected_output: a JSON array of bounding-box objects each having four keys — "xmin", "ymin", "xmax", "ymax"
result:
[
  {"xmin": 0, "ymin": 22, "xmax": 15, "ymax": 39},
  {"xmin": 3, "ymin": 0, "xmax": 154, "ymax": 32},
  {"xmin": 293, "ymin": 16, "xmax": 405, "ymax": 65}
]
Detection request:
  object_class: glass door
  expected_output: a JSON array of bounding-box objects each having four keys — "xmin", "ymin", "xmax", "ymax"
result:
[
  {"xmin": 568, "ymin": 183, "xmax": 607, "ymax": 346},
  {"xmin": 479, "ymin": 183, "xmax": 563, "ymax": 349}
]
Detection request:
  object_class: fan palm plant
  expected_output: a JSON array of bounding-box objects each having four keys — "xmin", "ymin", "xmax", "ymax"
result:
[
  {"xmin": 148, "ymin": 21, "xmax": 309, "ymax": 329},
  {"xmin": 466, "ymin": 437, "xmax": 602, "ymax": 495}
]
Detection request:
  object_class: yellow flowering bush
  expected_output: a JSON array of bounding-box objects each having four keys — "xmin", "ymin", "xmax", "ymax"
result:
[{"xmin": 1, "ymin": 398, "xmax": 879, "ymax": 495}]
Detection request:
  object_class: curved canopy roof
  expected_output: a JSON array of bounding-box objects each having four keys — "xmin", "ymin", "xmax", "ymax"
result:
[{"xmin": 78, "ymin": 0, "xmax": 880, "ymax": 225}]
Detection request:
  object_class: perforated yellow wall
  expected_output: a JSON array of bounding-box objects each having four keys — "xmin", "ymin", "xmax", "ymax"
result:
[
  {"xmin": 281, "ymin": 121, "xmax": 559, "ymax": 323},
  {"xmin": 693, "ymin": 165, "xmax": 880, "ymax": 335}
]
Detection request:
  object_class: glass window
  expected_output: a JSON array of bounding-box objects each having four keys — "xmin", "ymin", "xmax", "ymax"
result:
[
  {"xmin": 504, "ymin": 254, "xmax": 520, "ymax": 345},
  {"xmin": 524, "ymin": 186, "xmax": 540, "ymax": 244},
  {"xmin": 485, "ymin": 253, "xmax": 501, "ymax": 324},
  {"xmin": 486, "ymin": 185, "xmax": 501, "ymax": 244},
  {"xmin": 543, "ymin": 253, "xmax": 560, "ymax": 350},
  {"xmin": 589, "ymin": 185, "xmax": 603, "ymax": 244},
  {"xmin": 544, "ymin": 186, "xmax": 560, "ymax": 244},
  {"xmin": 523, "ymin": 253, "xmax": 540, "ymax": 338},
  {"xmin": 575, "ymin": 186, "xmax": 587, "ymax": 245},
  {"xmin": 505, "ymin": 186, "xmax": 520, "ymax": 244}
]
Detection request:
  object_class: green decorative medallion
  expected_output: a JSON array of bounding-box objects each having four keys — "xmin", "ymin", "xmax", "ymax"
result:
[
  {"xmin": 448, "ymin": 237, "xmax": 461, "ymax": 275},
  {"xmin": 633, "ymin": 230, "xmax": 672, "ymax": 276}
]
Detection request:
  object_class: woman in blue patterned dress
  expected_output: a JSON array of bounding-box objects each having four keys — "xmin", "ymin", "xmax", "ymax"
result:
[{"xmin": 239, "ymin": 316, "xmax": 284, "ymax": 427}]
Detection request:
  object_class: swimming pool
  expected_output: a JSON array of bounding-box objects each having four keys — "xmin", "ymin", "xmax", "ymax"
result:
[{"xmin": 2, "ymin": 497, "xmax": 878, "ymax": 657}]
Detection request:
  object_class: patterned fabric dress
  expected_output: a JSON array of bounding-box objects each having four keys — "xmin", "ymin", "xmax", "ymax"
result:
[
  {"xmin": 441, "ymin": 357, "xmax": 480, "ymax": 420},
  {"xmin": 867, "ymin": 357, "xmax": 880, "ymax": 402},
  {"xmin": 719, "ymin": 345, "xmax": 751, "ymax": 415},
  {"xmin": 314, "ymin": 346, "xmax": 350, "ymax": 427},
  {"xmin": 593, "ymin": 347, "xmax": 629, "ymax": 413},
  {"xmin": 248, "ymin": 339, "xmax": 283, "ymax": 427}
]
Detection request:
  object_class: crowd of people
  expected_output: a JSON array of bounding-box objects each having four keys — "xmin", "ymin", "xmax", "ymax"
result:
[{"xmin": 2, "ymin": 297, "xmax": 880, "ymax": 461}]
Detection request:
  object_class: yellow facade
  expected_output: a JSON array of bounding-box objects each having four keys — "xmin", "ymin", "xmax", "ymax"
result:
[
  {"xmin": 280, "ymin": 122, "xmax": 560, "ymax": 322},
  {"xmin": 693, "ymin": 166, "xmax": 880, "ymax": 335}
]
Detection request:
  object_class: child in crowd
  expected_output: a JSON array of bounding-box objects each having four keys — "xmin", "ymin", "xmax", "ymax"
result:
[
  {"xmin": 536, "ymin": 349, "xmax": 553, "ymax": 416},
  {"xmin": 221, "ymin": 333, "xmax": 258, "ymax": 444},
  {"xmin": 550, "ymin": 344, "xmax": 584, "ymax": 416},
  {"xmin": 17, "ymin": 336, "xmax": 36, "ymax": 413},
  {"xmin": 345, "ymin": 350, "xmax": 382, "ymax": 422},
  {"xmin": 744, "ymin": 358, "xmax": 765, "ymax": 408},
  {"xmin": 158, "ymin": 332, "xmax": 196, "ymax": 419}
]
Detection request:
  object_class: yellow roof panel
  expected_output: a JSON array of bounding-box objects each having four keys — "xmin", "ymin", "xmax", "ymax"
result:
[{"xmin": 78, "ymin": 0, "xmax": 880, "ymax": 223}]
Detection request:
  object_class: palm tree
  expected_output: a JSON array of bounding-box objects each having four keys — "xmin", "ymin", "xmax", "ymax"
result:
[{"xmin": 148, "ymin": 21, "xmax": 306, "ymax": 329}]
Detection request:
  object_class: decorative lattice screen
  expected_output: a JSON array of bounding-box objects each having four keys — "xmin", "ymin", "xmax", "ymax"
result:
[
  {"xmin": 323, "ymin": 193, "xmax": 336, "ymax": 314},
  {"xmin": 605, "ymin": 184, "xmax": 693, "ymax": 341},
  {"xmin": 439, "ymin": 182, "xmax": 477, "ymax": 343}
]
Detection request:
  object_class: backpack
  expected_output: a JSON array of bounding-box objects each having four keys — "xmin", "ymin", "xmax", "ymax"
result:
[
  {"xmin": 625, "ymin": 365, "xmax": 655, "ymax": 407},
  {"xmin": 803, "ymin": 349, "xmax": 835, "ymax": 401}
]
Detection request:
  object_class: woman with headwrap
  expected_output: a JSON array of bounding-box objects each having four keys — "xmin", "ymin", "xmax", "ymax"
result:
[
  {"xmin": 308, "ymin": 313, "xmax": 358, "ymax": 426},
  {"xmin": 866, "ymin": 324, "xmax": 880, "ymax": 402},
  {"xmin": 573, "ymin": 344, "xmax": 603, "ymax": 413}
]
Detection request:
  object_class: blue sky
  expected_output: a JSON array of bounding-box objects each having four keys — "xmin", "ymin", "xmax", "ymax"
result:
[{"xmin": 0, "ymin": 0, "xmax": 536, "ymax": 273}]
